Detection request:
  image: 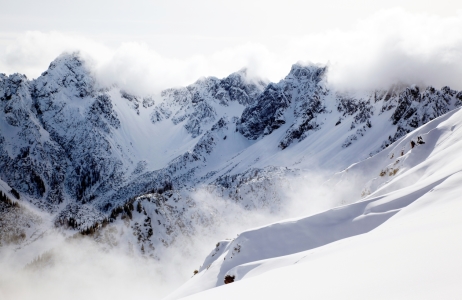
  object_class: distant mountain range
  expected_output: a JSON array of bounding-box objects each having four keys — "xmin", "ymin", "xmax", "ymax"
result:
[{"xmin": 1, "ymin": 52, "xmax": 461, "ymax": 266}]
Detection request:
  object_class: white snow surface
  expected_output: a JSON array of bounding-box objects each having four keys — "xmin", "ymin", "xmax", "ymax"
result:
[{"xmin": 167, "ymin": 107, "xmax": 462, "ymax": 299}]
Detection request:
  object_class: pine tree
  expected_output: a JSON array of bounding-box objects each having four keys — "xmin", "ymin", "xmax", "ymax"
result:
[{"xmin": 10, "ymin": 188, "xmax": 20, "ymax": 200}]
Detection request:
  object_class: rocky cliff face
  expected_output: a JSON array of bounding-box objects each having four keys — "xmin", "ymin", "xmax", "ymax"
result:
[
  {"xmin": 152, "ymin": 69, "xmax": 268, "ymax": 137},
  {"xmin": 237, "ymin": 65, "xmax": 328, "ymax": 145},
  {"xmin": 33, "ymin": 55, "xmax": 125, "ymax": 205},
  {"xmin": 0, "ymin": 54, "xmax": 128, "ymax": 212},
  {"xmin": 386, "ymin": 85, "xmax": 462, "ymax": 147},
  {"xmin": 0, "ymin": 72, "xmax": 64, "ymax": 210}
]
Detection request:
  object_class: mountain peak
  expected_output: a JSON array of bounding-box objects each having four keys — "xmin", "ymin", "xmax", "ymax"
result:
[
  {"xmin": 43, "ymin": 52, "xmax": 87, "ymax": 76},
  {"xmin": 286, "ymin": 63, "xmax": 326, "ymax": 83},
  {"xmin": 35, "ymin": 52, "xmax": 95, "ymax": 99}
]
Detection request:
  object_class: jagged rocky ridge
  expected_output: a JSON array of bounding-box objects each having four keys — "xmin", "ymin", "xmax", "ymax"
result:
[
  {"xmin": 237, "ymin": 65, "xmax": 328, "ymax": 149},
  {"xmin": 152, "ymin": 69, "xmax": 267, "ymax": 137},
  {"xmin": 1, "ymin": 53, "xmax": 462, "ymax": 256}
]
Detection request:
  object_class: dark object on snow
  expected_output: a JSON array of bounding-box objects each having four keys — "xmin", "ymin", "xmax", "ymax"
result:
[
  {"xmin": 224, "ymin": 275, "xmax": 235, "ymax": 284},
  {"xmin": 417, "ymin": 136, "xmax": 425, "ymax": 144},
  {"xmin": 10, "ymin": 188, "xmax": 20, "ymax": 200},
  {"xmin": 411, "ymin": 140, "xmax": 416, "ymax": 148}
]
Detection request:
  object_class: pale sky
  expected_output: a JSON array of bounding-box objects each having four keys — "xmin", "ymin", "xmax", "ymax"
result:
[{"xmin": 1, "ymin": 0, "xmax": 462, "ymax": 93}]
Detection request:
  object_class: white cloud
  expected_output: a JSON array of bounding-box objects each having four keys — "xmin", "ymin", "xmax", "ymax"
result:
[
  {"xmin": 1, "ymin": 9, "xmax": 462, "ymax": 94},
  {"xmin": 0, "ymin": 31, "xmax": 110, "ymax": 79},
  {"xmin": 289, "ymin": 8, "xmax": 462, "ymax": 90}
]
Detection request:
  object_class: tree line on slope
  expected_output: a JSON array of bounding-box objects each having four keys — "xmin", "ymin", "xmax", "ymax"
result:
[{"xmin": 0, "ymin": 190, "xmax": 19, "ymax": 208}]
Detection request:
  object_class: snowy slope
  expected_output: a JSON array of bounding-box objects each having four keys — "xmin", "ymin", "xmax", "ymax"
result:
[
  {"xmin": 180, "ymin": 176, "xmax": 462, "ymax": 299},
  {"xmin": 167, "ymin": 107, "xmax": 462, "ymax": 299}
]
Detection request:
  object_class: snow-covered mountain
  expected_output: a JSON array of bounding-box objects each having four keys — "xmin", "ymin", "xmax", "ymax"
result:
[
  {"xmin": 168, "ymin": 105, "xmax": 462, "ymax": 300},
  {"xmin": 1, "ymin": 52, "xmax": 462, "ymax": 287}
]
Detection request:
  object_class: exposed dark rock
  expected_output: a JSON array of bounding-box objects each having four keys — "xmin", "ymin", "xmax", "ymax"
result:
[
  {"xmin": 238, "ymin": 64, "xmax": 328, "ymax": 149},
  {"xmin": 224, "ymin": 275, "xmax": 235, "ymax": 284}
]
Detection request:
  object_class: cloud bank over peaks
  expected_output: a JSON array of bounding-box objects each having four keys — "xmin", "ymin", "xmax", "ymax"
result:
[
  {"xmin": 313, "ymin": 8, "xmax": 462, "ymax": 91},
  {"xmin": 1, "ymin": 9, "xmax": 462, "ymax": 95}
]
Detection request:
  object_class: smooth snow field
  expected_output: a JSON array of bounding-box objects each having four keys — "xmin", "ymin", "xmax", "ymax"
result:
[
  {"xmin": 167, "ymin": 107, "xmax": 462, "ymax": 300},
  {"xmin": 182, "ymin": 182, "xmax": 462, "ymax": 299}
]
